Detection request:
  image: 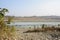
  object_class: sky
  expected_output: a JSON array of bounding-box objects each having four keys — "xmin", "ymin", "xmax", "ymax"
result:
[{"xmin": 0, "ymin": 0, "xmax": 60, "ymax": 16}]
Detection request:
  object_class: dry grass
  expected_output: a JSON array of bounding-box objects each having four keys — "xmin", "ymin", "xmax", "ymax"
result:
[{"xmin": 23, "ymin": 27, "xmax": 60, "ymax": 33}]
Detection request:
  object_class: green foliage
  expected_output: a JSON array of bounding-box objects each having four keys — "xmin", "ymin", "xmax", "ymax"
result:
[
  {"xmin": 0, "ymin": 8, "xmax": 8, "ymax": 27},
  {"xmin": 0, "ymin": 8, "xmax": 16, "ymax": 39},
  {"xmin": 0, "ymin": 13, "xmax": 4, "ymax": 18},
  {"xmin": 0, "ymin": 8, "xmax": 8, "ymax": 20}
]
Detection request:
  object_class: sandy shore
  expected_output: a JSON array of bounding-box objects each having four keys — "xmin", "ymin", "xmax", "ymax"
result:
[{"xmin": 15, "ymin": 27, "xmax": 60, "ymax": 40}]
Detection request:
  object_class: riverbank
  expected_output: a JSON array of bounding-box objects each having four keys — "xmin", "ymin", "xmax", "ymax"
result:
[{"xmin": 15, "ymin": 27, "xmax": 60, "ymax": 40}]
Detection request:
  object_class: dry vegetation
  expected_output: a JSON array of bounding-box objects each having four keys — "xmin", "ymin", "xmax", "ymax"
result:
[
  {"xmin": 0, "ymin": 8, "xmax": 16, "ymax": 40},
  {"xmin": 24, "ymin": 27, "xmax": 60, "ymax": 33}
]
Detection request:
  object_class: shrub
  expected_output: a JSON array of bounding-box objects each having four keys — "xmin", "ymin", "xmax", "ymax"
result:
[{"xmin": 0, "ymin": 8, "xmax": 16, "ymax": 40}]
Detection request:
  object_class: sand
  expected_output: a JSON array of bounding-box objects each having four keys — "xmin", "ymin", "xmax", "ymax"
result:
[{"xmin": 15, "ymin": 27, "xmax": 60, "ymax": 40}]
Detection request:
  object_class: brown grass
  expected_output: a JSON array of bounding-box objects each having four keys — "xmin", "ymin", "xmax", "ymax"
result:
[{"xmin": 23, "ymin": 27, "xmax": 60, "ymax": 33}]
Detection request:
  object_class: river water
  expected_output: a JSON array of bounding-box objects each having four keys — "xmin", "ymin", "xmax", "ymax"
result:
[
  {"xmin": 7, "ymin": 22, "xmax": 60, "ymax": 27},
  {"xmin": 10, "ymin": 22, "xmax": 60, "ymax": 25}
]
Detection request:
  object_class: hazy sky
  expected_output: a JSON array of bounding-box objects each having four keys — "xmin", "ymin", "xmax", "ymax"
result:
[{"xmin": 0, "ymin": 0, "xmax": 60, "ymax": 16}]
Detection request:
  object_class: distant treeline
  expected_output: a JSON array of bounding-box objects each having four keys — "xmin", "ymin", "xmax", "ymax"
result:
[{"xmin": 4, "ymin": 16, "xmax": 60, "ymax": 22}]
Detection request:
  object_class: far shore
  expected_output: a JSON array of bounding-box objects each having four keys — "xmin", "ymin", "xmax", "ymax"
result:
[{"xmin": 11, "ymin": 21, "xmax": 60, "ymax": 22}]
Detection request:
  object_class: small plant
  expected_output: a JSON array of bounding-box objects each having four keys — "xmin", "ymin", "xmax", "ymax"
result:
[
  {"xmin": 11, "ymin": 26, "xmax": 16, "ymax": 33},
  {"xmin": 42, "ymin": 24, "xmax": 45, "ymax": 28},
  {"xmin": 7, "ymin": 16, "xmax": 14, "ymax": 24}
]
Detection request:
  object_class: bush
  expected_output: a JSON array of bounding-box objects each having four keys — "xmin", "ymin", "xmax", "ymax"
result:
[{"xmin": 0, "ymin": 8, "xmax": 16, "ymax": 40}]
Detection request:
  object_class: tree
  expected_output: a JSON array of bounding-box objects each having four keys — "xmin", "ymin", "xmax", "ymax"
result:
[
  {"xmin": 0, "ymin": 8, "xmax": 8, "ymax": 29},
  {"xmin": 0, "ymin": 8, "xmax": 8, "ymax": 22}
]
